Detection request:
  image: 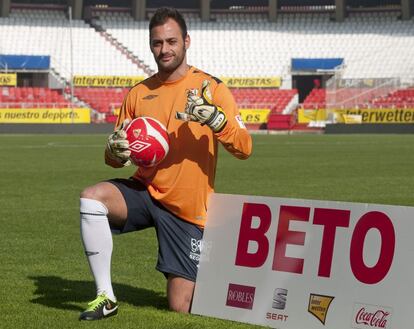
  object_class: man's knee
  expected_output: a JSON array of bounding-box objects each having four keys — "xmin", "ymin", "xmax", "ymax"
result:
[
  {"xmin": 80, "ymin": 182, "xmax": 127, "ymax": 226},
  {"xmin": 167, "ymin": 275, "xmax": 195, "ymax": 313},
  {"xmin": 80, "ymin": 182, "xmax": 112, "ymax": 202},
  {"xmin": 169, "ymin": 294, "xmax": 192, "ymax": 313}
]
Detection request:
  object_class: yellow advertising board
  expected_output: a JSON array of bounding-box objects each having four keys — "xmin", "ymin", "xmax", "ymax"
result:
[
  {"xmin": 0, "ymin": 108, "xmax": 90, "ymax": 123},
  {"xmin": 0, "ymin": 73, "xmax": 17, "ymax": 86},
  {"xmin": 221, "ymin": 77, "xmax": 281, "ymax": 88},
  {"xmin": 73, "ymin": 75, "xmax": 145, "ymax": 87},
  {"xmin": 239, "ymin": 109, "xmax": 270, "ymax": 124},
  {"xmin": 333, "ymin": 108, "xmax": 414, "ymax": 124},
  {"xmin": 342, "ymin": 114, "xmax": 362, "ymax": 124},
  {"xmin": 297, "ymin": 108, "xmax": 326, "ymax": 123}
]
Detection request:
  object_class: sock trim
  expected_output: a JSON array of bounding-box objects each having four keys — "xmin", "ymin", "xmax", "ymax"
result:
[{"xmin": 80, "ymin": 212, "xmax": 107, "ymax": 216}]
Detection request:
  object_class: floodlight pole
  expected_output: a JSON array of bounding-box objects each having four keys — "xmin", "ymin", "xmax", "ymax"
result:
[{"xmin": 69, "ymin": 6, "xmax": 75, "ymax": 124}]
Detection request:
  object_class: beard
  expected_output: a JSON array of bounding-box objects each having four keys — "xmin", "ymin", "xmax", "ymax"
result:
[{"xmin": 155, "ymin": 45, "xmax": 186, "ymax": 74}]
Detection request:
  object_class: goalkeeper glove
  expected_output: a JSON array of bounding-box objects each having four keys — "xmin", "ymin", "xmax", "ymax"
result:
[
  {"xmin": 106, "ymin": 119, "xmax": 131, "ymax": 166},
  {"xmin": 176, "ymin": 80, "xmax": 227, "ymax": 133}
]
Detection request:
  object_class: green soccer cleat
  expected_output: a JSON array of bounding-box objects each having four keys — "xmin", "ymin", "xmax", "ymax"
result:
[{"xmin": 79, "ymin": 294, "xmax": 118, "ymax": 321}]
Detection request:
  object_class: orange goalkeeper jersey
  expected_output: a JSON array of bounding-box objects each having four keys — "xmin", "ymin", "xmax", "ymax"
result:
[{"xmin": 116, "ymin": 66, "xmax": 252, "ymax": 227}]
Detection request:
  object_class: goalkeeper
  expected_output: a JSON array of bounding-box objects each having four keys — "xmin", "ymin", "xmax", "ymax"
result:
[{"xmin": 78, "ymin": 7, "xmax": 252, "ymax": 321}]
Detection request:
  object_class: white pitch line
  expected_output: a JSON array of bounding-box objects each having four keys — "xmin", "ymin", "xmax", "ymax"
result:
[{"xmin": 0, "ymin": 143, "xmax": 103, "ymax": 149}]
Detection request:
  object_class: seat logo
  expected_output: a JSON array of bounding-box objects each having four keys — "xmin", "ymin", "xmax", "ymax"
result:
[{"xmin": 272, "ymin": 288, "xmax": 287, "ymax": 310}]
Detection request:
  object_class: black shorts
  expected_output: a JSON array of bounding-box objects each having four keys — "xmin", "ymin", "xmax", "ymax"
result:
[{"xmin": 108, "ymin": 178, "xmax": 203, "ymax": 282}]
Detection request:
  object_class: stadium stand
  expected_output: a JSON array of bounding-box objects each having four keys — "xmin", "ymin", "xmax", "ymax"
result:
[
  {"xmin": 0, "ymin": 8, "xmax": 146, "ymax": 81},
  {"xmin": 231, "ymin": 88, "xmax": 298, "ymax": 112},
  {"xmin": 74, "ymin": 87, "xmax": 128, "ymax": 114},
  {"xmin": 303, "ymin": 88, "xmax": 326, "ymax": 109},
  {"xmin": 92, "ymin": 10, "xmax": 414, "ymax": 80},
  {"xmin": 304, "ymin": 87, "xmax": 414, "ymax": 110},
  {"xmin": 371, "ymin": 88, "xmax": 414, "ymax": 108},
  {"xmin": 1, "ymin": 6, "xmax": 413, "ymax": 128},
  {"xmin": 72, "ymin": 86, "xmax": 299, "ymax": 123},
  {"xmin": 2, "ymin": 8, "xmax": 412, "ymax": 81},
  {"xmin": 0, "ymin": 86, "xmax": 70, "ymax": 108}
]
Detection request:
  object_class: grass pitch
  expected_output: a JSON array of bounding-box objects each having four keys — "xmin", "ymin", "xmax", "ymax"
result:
[{"xmin": 1, "ymin": 133, "xmax": 414, "ymax": 329}]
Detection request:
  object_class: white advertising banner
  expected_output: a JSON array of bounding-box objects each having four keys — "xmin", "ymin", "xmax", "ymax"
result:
[{"xmin": 192, "ymin": 193, "xmax": 414, "ymax": 329}]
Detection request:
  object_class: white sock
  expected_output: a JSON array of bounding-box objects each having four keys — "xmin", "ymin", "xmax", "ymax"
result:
[{"xmin": 80, "ymin": 198, "xmax": 116, "ymax": 301}]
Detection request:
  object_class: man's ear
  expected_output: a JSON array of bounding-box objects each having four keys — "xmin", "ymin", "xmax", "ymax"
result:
[{"xmin": 184, "ymin": 33, "xmax": 191, "ymax": 50}]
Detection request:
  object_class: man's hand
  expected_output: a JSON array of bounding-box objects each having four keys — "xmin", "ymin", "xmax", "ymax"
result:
[
  {"xmin": 106, "ymin": 119, "xmax": 131, "ymax": 166},
  {"xmin": 176, "ymin": 80, "xmax": 227, "ymax": 133}
]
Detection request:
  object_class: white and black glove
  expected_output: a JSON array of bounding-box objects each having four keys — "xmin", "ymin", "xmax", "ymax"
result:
[
  {"xmin": 106, "ymin": 119, "xmax": 131, "ymax": 166},
  {"xmin": 176, "ymin": 80, "xmax": 227, "ymax": 133}
]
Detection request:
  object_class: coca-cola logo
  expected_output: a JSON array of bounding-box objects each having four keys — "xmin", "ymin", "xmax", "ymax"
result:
[{"xmin": 352, "ymin": 303, "xmax": 392, "ymax": 329}]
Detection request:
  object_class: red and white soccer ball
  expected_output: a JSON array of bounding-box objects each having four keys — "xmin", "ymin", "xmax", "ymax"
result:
[{"xmin": 124, "ymin": 117, "xmax": 169, "ymax": 167}]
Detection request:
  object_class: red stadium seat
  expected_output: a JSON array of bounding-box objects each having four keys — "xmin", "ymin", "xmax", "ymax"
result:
[
  {"xmin": 304, "ymin": 88, "xmax": 414, "ymax": 110},
  {"xmin": 74, "ymin": 87, "xmax": 129, "ymax": 115},
  {"xmin": 230, "ymin": 88, "xmax": 298, "ymax": 113},
  {"xmin": 0, "ymin": 87, "xmax": 71, "ymax": 108}
]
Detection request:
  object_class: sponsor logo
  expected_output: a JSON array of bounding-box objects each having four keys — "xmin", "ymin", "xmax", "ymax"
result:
[
  {"xmin": 226, "ymin": 283, "xmax": 255, "ymax": 310},
  {"xmin": 189, "ymin": 238, "xmax": 202, "ymax": 262},
  {"xmin": 73, "ymin": 75, "xmax": 144, "ymax": 87},
  {"xmin": 266, "ymin": 312, "xmax": 289, "ymax": 322},
  {"xmin": 186, "ymin": 88, "xmax": 199, "ymax": 97},
  {"xmin": 85, "ymin": 251, "xmax": 99, "ymax": 256},
  {"xmin": 129, "ymin": 140, "xmax": 151, "ymax": 153},
  {"xmin": 266, "ymin": 288, "xmax": 289, "ymax": 322},
  {"xmin": 308, "ymin": 293, "xmax": 334, "ymax": 325},
  {"xmin": 272, "ymin": 288, "xmax": 287, "ymax": 310},
  {"xmin": 191, "ymin": 238, "xmax": 202, "ymax": 253},
  {"xmin": 235, "ymin": 114, "xmax": 247, "ymax": 128},
  {"xmin": 334, "ymin": 108, "xmax": 414, "ymax": 124},
  {"xmin": 0, "ymin": 108, "xmax": 90, "ymax": 123},
  {"xmin": 142, "ymin": 94, "xmax": 158, "ymax": 100},
  {"xmin": 132, "ymin": 128, "xmax": 142, "ymax": 138},
  {"xmin": 0, "ymin": 73, "xmax": 17, "ymax": 86},
  {"xmin": 221, "ymin": 77, "xmax": 281, "ymax": 88},
  {"xmin": 352, "ymin": 303, "xmax": 392, "ymax": 328},
  {"xmin": 102, "ymin": 303, "xmax": 118, "ymax": 316}
]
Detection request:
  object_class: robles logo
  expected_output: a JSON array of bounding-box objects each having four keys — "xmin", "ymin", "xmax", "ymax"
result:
[
  {"xmin": 226, "ymin": 283, "xmax": 255, "ymax": 310},
  {"xmin": 352, "ymin": 303, "xmax": 392, "ymax": 329}
]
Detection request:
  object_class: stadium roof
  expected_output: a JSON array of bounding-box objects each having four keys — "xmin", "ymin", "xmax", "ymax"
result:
[{"xmin": 11, "ymin": 0, "xmax": 401, "ymax": 9}]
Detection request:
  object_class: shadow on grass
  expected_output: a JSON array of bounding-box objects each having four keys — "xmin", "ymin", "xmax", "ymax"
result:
[{"xmin": 29, "ymin": 275, "xmax": 168, "ymax": 312}]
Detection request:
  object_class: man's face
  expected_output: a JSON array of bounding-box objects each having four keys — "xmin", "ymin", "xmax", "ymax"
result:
[{"xmin": 150, "ymin": 18, "xmax": 190, "ymax": 74}]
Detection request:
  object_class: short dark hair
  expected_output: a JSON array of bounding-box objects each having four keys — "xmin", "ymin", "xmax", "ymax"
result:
[{"xmin": 149, "ymin": 7, "xmax": 188, "ymax": 40}]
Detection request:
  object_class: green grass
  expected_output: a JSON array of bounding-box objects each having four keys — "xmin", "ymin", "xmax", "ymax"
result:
[{"xmin": 1, "ymin": 133, "xmax": 414, "ymax": 329}]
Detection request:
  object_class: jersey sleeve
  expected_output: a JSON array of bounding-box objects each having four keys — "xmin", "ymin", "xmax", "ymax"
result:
[
  {"xmin": 115, "ymin": 88, "xmax": 137, "ymax": 129},
  {"xmin": 212, "ymin": 81, "xmax": 252, "ymax": 159}
]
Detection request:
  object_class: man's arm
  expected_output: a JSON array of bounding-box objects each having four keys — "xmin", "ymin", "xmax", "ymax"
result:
[
  {"xmin": 176, "ymin": 79, "xmax": 252, "ymax": 159},
  {"xmin": 176, "ymin": 80, "xmax": 227, "ymax": 133},
  {"xmin": 209, "ymin": 81, "xmax": 252, "ymax": 159}
]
